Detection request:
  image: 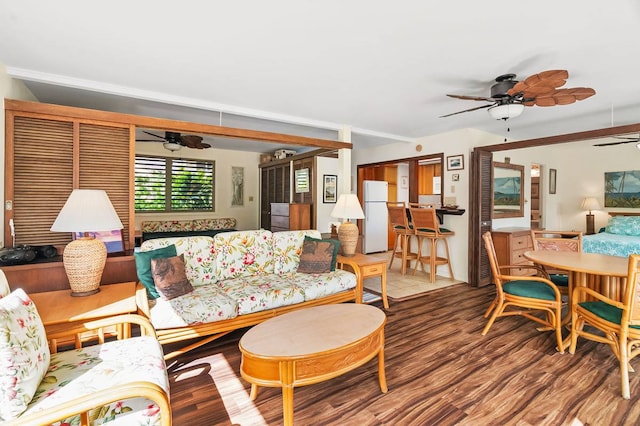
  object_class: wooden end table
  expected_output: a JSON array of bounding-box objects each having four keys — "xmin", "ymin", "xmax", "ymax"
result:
[
  {"xmin": 239, "ymin": 304, "xmax": 387, "ymax": 426},
  {"xmin": 29, "ymin": 281, "xmax": 137, "ymax": 352},
  {"xmin": 337, "ymin": 253, "xmax": 389, "ymax": 309}
]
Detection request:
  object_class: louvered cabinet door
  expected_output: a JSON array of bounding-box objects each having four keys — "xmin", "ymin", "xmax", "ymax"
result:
[
  {"xmin": 79, "ymin": 123, "xmax": 132, "ymax": 249},
  {"xmin": 9, "ymin": 116, "xmax": 74, "ymax": 247},
  {"xmin": 6, "ymin": 115, "xmax": 132, "ymax": 249}
]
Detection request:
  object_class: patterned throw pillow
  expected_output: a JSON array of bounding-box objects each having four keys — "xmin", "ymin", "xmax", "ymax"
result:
[
  {"xmin": 135, "ymin": 244, "xmax": 178, "ymax": 299},
  {"xmin": 606, "ymin": 216, "xmax": 640, "ymax": 236},
  {"xmin": 151, "ymin": 254, "xmax": 194, "ymax": 300},
  {"xmin": 297, "ymin": 237, "xmax": 341, "ymax": 274},
  {"xmin": 0, "ymin": 288, "xmax": 50, "ymax": 421}
]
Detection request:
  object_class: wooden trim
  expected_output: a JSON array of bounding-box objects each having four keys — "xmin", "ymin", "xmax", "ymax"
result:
[
  {"xmin": 481, "ymin": 122, "xmax": 640, "ymax": 152},
  {"xmin": 609, "ymin": 212, "xmax": 640, "ymax": 217},
  {"xmin": 5, "ymin": 99, "xmax": 352, "ymax": 150}
]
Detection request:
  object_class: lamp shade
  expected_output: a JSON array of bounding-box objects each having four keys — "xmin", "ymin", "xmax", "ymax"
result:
[
  {"xmin": 581, "ymin": 197, "xmax": 601, "ymax": 212},
  {"xmin": 330, "ymin": 194, "xmax": 365, "ymax": 220},
  {"xmin": 51, "ymin": 189, "xmax": 123, "ymax": 233},
  {"xmin": 488, "ymin": 103, "xmax": 525, "ymax": 120}
]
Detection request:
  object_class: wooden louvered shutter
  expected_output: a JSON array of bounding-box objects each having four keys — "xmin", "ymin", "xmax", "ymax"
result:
[
  {"xmin": 469, "ymin": 149, "xmax": 493, "ymax": 287},
  {"xmin": 11, "ymin": 116, "xmax": 74, "ymax": 246},
  {"xmin": 79, "ymin": 123, "xmax": 131, "ymax": 247}
]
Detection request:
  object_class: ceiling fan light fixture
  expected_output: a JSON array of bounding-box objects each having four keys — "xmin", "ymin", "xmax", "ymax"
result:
[
  {"xmin": 163, "ymin": 142, "xmax": 182, "ymax": 152},
  {"xmin": 488, "ymin": 103, "xmax": 525, "ymax": 120}
]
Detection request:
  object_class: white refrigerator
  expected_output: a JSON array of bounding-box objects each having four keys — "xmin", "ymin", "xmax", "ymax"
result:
[{"xmin": 363, "ymin": 180, "xmax": 389, "ymax": 254}]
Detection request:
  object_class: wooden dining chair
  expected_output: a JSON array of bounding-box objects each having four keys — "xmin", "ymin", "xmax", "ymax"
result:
[
  {"xmin": 482, "ymin": 231, "xmax": 565, "ymax": 353},
  {"xmin": 569, "ymin": 253, "xmax": 640, "ymax": 399},
  {"xmin": 530, "ymin": 230, "xmax": 583, "ymax": 292},
  {"xmin": 408, "ymin": 203, "xmax": 455, "ymax": 282},
  {"xmin": 386, "ymin": 201, "xmax": 418, "ymax": 275}
]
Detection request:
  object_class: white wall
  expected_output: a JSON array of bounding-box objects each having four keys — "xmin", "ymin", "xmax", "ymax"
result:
[
  {"xmin": 0, "ymin": 64, "xmax": 38, "ymax": 248},
  {"xmin": 396, "ymin": 163, "xmax": 409, "ymax": 204},
  {"xmin": 135, "ymin": 142, "xmax": 261, "ymax": 231}
]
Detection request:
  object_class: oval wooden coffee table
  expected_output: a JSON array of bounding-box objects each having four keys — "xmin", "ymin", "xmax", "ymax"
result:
[{"xmin": 239, "ymin": 303, "xmax": 387, "ymax": 426}]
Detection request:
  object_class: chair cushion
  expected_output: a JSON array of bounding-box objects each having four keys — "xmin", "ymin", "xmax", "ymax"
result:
[
  {"xmin": 503, "ymin": 279, "xmax": 557, "ymax": 301},
  {"xmin": 549, "ymin": 273, "xmax": 569, "ymax": 287},
  {"xmin": 151, "ymin": 254, "xmax": 194, "ymax": 300},
  {"xmin": 579, "ymin": 301, "xmax": 640, "ymax": 329},
  {"xmin": 135, "ymin": 244, "xmax": 178, "ymax": 299},
  {"xmin": 0, "ymin": 289, "xmax": 50, "ymax": 421},
  {"xmin": 297, "ymin": 237, "xmax": 340, "ymax": 273},
  {"xmin": 22, "ymin": 335, "xmax": 168, "ymax": 425}
]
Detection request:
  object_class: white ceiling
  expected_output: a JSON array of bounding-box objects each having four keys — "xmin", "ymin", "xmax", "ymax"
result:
[{"xmin": 2, "ymin": 1, "xmax": 640, "ymax": 153}]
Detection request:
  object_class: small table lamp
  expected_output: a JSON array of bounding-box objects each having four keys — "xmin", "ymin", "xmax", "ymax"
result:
[
  {"xmin": 581, "ymin": 197, "xmax": 601, "ymax": 235},
  {"xmin": 51, "ymin": 189, "xmax": 123, "ymax": 296},
  {"xmin": 330, "ymin": 194, "xmax": 365, "ymax": 256}
]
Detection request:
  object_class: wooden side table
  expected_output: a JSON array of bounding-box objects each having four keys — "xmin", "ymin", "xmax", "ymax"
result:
[
  {"xmin": 337, "ymin": 253, "xmax": 389, "ymax": 309},
  {"xmin": 29, "ymin": 282, "xmax": 137, "ymax": 352}
]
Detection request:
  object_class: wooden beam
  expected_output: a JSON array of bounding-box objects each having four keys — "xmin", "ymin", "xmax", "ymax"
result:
[{"xmin": 4, "ymin": 99, "xmax": 352, "ymax": 150}]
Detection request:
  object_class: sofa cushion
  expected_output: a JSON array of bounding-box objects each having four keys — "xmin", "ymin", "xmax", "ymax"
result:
[
  {"xmin": 151, "ymin": 254, "xmax": 194, "ymax": 300},
  {"xmin": 272, "ymin": 230, "xmax": 322, "ymax": 275},
  {"xmin": 295, "ymin": 270, "xmax": 357, "ymax": 301},
  {"xmin": 0, "ymin": 289, "xmax": 50, "ymax": 421},
  {"xmin": 215, "ymin": 230, "xmax": 275, "ymax": 280},
  {"xmin": 220, "ymin": 275, "xmax": 305, "ymax": 315},
  {"xmin": 297, "ymin": 237, "xmax": 340, "ymax": 273},
  {"xmin": 135, "ymin": 244, "xmax": 177, "ymax": 299},
  {"xmin": 140, "ymin": 236, "xmax": 217, "ymax": 287},
  {"xmin": 22, "ymin": 335, "xmax": 168, "ymax": 425},
  {"xmin": 149, "ymin": 285, "xmax": 238, "ymax": 329}
]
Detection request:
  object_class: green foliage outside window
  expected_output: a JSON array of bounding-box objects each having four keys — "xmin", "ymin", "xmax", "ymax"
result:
[{"xmin": 135, "ymin": 156, "xmax": 215, "ymax": 212}]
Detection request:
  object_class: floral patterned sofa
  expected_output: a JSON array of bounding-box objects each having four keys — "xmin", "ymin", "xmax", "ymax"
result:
[
  {"xmin": 0, "ymin": 285, "xmax": 171, "ymax": 425},
  {"xmin": 135, "ymin": 229, "xmax": 363, "ymax": 359}
]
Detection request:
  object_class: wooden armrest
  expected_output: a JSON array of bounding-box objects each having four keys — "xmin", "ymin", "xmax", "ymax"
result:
[
  {"xmin": 572, "ymin": 286, "xmax": 624, "ymax": 309},
  {"xmin": 78, "ymin": 314, "xmax": 157, "ymax": 337},
  {"xmin": 499, "ymin": 264, "xmax": 548, "ymax": 277},
  {"xmin": 10, "ymin": 381, "xmax": 170, "ymax": 426}
]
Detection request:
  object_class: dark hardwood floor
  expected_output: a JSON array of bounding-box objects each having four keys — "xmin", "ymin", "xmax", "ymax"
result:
[{"xmin": 165, "ymin": 283, "xmax": 640, "ymax": 425}]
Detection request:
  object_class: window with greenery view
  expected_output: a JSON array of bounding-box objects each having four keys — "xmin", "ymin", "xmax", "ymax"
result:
[{"xmin": 135, "ymin": 155, "xmax": 215, "ymax": 212}]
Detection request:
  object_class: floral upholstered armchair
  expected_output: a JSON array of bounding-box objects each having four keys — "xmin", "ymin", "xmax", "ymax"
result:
[{"xmin": 0, "ymin": 283, "xmax": 171, "ymax": 426}]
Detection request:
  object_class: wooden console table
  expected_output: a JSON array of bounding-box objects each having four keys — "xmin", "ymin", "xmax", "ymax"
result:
[{"xmin": 2, "ymin": 252, "xmax": 137, "ymax": 294}]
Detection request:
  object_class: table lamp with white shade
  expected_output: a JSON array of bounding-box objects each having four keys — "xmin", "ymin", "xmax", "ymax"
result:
[
  {"xmin": 330, "ymin": 193, "xmax": 365, "ymax": 256},
  {"xmin": 581, "ymin": 197, "xmax": 601, "ymax": 235},
  {"xmin": 50, "ymin": 189, "xmax": 123, "ymax": 296}
]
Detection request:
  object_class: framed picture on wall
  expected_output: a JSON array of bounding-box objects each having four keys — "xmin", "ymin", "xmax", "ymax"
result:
[
  {"xmin": 323, "ymin": 174, "xmax": 337, "ymax": 203},
  {"xmin": 231, "ymin": 166, "xmax": 244, "ymax": 206},
  {"xmin": 447, "ymin": 154, "xmax": 464, "ymax": 171},
  {"xmin": 549, "ymin": 168, "xmax": 557, "ymax": 194}
]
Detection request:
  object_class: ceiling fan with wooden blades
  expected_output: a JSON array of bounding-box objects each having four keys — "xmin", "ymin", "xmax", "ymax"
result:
[
  {"xmin": 441, "ymin": 69, "xmax": 596, "ymax": 119},
  {"xmin": 136, "ymin": 131, "xmax": 211, "ymax": 151},
  {"xmin": 593, "ymin": 135, "xmax": 640, "ymax": 147}
]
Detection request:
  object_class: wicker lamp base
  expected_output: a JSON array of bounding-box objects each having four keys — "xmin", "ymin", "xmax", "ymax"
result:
[
  {"xmin": 338, "ymin": 220, "xmax": 359, "ymax": 257},
  {"xmin": 63, "ymin": 237, "xmax": 107, "ymax": 297}
]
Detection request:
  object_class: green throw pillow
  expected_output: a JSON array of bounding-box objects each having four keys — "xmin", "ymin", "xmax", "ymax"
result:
[
  {"xmin": 134, "ymin": 244, "xmax": 177, "ymax": 299},
  {"xmin": 297, "ymin": 236, "xmax": 341, "ymax": 273}
]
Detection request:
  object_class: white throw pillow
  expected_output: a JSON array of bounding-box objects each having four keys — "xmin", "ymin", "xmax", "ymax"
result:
[{"xmin": 0, "ymin": 288, "xmax": 50, "ymax": 421}]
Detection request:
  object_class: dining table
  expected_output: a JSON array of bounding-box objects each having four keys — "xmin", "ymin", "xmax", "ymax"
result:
[
  {"xmin": 523, "ymin": 250, "xmax": 628, "ymax": 302},
  {"xmin": 524, "ymin": 250, "xmax": 629, "ymax": 350}
]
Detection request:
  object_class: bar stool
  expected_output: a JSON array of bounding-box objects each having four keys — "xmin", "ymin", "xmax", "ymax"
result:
[
  {"xmin": 386, "ymin": 201, "xmax": 418, "ymax": 275},
  {"xmin": 408, "ymin": 203, "xmax": 454, "ymax": 283}
]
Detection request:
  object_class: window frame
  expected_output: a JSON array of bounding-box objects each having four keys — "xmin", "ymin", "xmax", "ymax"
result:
[{"xmin": 134, "ymin": 154, "xmax": 215, "ymax": 213}]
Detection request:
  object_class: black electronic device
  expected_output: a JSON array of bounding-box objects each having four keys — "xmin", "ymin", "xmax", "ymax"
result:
[
  {"xmin": 33, "ymin": 245, "xmax": 57, "ymax": 259},
  {"xmin": 0, "ymin": 245, "xmax": 37, "ymax": 266}
]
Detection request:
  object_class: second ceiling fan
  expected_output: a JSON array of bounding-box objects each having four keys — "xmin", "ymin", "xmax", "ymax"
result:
[
  {"xmin": 136, "ymin": 131, "xmax": 211, "ymax": 151},
  {"xmin": 441, "ymin": 69, "xmax": 596, "ymax": 119}
]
